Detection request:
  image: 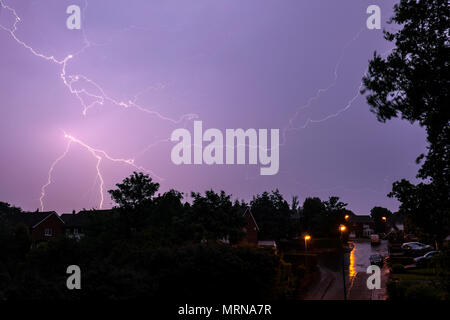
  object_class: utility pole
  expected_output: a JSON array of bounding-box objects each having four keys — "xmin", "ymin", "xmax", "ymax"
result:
[{"xmin": 339, "ymin": 225, "xmax": 347, "ymax": 300}]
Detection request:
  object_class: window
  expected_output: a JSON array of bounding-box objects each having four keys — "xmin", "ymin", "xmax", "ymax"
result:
[
  {"xmin": 74, "ymin": 228, "xmax": 79, "ymax": 235},
  {"xmin": 44, "ymin": 228, "xmax": 53, "ymax": 236}
]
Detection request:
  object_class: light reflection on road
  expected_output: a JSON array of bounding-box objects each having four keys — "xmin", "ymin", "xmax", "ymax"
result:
[
  {"xmin": 346, "ymin": 239, "xmax": 389, "ymax": 300},
  {"xmin": 349, "ymin": 248, "xmax": 356, "ymax": 278},
  {"xmin": 347, "ymin": 240, "xmax": 389, "ymax": 283}
]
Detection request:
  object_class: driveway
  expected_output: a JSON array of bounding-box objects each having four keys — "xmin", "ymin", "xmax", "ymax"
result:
[
  {"xmin": 304, "ymin": 239, "xmax": 389, "ymax": 300},
  {"xmin": 346, "ymin": 239, "xmax": 389, "ymax": 300}
]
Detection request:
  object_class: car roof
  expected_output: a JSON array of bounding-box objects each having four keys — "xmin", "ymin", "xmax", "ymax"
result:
[{"xmin": 403, "ymin": 242, "xmax": 427, "ymax": 246}]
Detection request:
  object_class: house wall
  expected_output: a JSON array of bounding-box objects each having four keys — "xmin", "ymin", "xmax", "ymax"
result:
[
  {"xmin": 351, "ymin": 223, "xmax": 372, "ymax": 238},
  {"xmin": 31, "ymin": 214, "xmax": 64, "ymax": 242},
  {"xmin": 243, "ymin": 211, "xmax": 258, "ymax": 245}
]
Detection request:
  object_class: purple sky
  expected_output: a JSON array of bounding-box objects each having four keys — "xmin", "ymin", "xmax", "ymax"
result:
[{"xmin": 0, "ymin": 0, "xmax": 427, "ymax": 214}]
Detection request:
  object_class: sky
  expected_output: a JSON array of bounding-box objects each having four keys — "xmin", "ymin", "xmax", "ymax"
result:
[{"xmin": 0, "ymin": 0, "xmax": 427, "ymax": 215}]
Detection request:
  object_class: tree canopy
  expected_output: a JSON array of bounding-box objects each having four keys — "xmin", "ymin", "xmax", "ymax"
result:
[{"xmin": 362, "ymin": 0, "xmax": 450, "ymax": 242}]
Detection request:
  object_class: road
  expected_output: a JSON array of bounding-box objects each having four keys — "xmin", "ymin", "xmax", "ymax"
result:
[{"xmin": 304, "ymin": 239, "xmax": 389, "ymax": 300}]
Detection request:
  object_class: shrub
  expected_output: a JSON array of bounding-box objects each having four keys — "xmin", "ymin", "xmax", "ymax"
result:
[
  {"xmin": 391, "ymin": 264, "xmax": 405, "ymax": 274},
  {"xmin": 388, "ymin": 280, "xmax": 443, "ymax": 300},
  {"xmin": 405, "ymin": 284, "xmax": 442, "ymax": 300}
]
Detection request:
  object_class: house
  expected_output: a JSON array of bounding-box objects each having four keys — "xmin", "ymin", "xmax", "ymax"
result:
[
  {"xmin": 9, "ymin": 211, "xmax": 65, "ymax": 243},
  {"xmin": 444, "ymin": 235, "xmax": 450, "ymax": 247},
  {"xmin": 60, "ymin": 211, "xmax": 89, "ymax": 239},
  {"xmin": 220, "ymin": 208, "xmax": 259, "ymax": 245},
  {"xmin": 349, "ymin": 215, "xmax": 374, "ymax": 238},
  {"xmin": 257, "ymin": 240, "xmax": 277, "ymax": 249},
  {"xmin": 60, "ymin": 209, "xmax": 114, "ymax": 239},
  {"xmin": 242, "ymin": 208, "xmax": 259, "ymax": 245}
]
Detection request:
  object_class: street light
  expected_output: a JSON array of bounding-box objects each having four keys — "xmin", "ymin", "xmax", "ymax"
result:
[
  {"xmin": 345, "ymin": 214, "xmax": 350, "ymax": 221},
  {"xmin": 382, "ymin": 216, "xmax": 387, "ymax": 222},
  {"xmin": 339, "ymin": 225, "xmax": 347, "ymax": 300},
  {"xmin": 304, "ymin": 235, "xmax": 311, "ymax": 251},
  {"xmin": 304, "ymin": 235, "xmax": 311, "ymax": 270}
]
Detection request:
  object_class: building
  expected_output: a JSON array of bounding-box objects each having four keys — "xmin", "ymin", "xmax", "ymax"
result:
[
  {"xmin": 9, "ymin": 211, "xmax": 65, "ymax": 243},
  {"xmin": 60, "ymin": 209, "xmax": 115, "ymax": 239},
  {"xmin": 60, "ymin": 211, "xmax": 89, "ymax": 239},
  {"xmin": 242, "ymin": 208, "xmax": 259, "ymax": 245},
  {"xmin": 349, "ymin": 215, "xmax": 374, "ymax": 238}
]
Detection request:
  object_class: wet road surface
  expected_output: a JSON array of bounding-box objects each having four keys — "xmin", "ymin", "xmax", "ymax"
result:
[{"xmin": 304, "ymin": 239, "xmax": 389, "ymax": 300}]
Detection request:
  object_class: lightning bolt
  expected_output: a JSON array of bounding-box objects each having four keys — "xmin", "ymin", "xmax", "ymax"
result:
[
  {"xmin": 63, "ymin": 132, "xmax": 164, "ymax": 209},
  {"xmin": 282, "ymin": 37, "xmax": 394, "ymax": 145},
  {"xmin": 0, "ymin": 0, "xmax": 187, "ymax": 210},
  {"xmin": 40, "ymin": 132, "xmax": 163, "ymax": 211},
  {"xmin": 281, "ymin": 28, "xmax": 366, "ymax": 145},
  {"xmin": 1, "ymin": 0, "xmax": 396, "ymax": 209},
  {"xmin": 288, "ymin": 80, "xmax": 365, "ymax": 131},
  {"xmin": 39, "ymin": 140, "xmax": 72, "ymax": 211}
]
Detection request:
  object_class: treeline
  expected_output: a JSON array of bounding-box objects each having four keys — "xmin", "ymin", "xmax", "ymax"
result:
[{"xmin": 0, "ymin": 172, "xmax": 355, "ymax": 300}]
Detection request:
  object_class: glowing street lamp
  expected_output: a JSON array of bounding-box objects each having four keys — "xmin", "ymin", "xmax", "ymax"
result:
[
  {"xmin": 304, "ymin": 235, "xmax": 311, "ymax": 251},
  {"xmin": 382, "ymin": 216, "xmax": 387, "ymax": 222},
  {"xmin": 304, "ymin": 234, "xmax": 311, "ymax": 269},
  {"xmin": 345, "ymin": 214, "xmax": 350, "ymax": 221},
  {"xmin": 339, "ymin": 225, "xmax": 347, "ymax": 300}
]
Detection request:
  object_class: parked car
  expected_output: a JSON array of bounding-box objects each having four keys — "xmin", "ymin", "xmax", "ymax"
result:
[
  {"xmin": 414, "ymin": 251, "xmax": 440, "ymax": 266},
  {"xmin": 401, "ymin": 242, "xmax": 433, "ymax": 257},
  {"xmin": 369, "ymin": 254, "xmax": 384, "ymax": 266}
]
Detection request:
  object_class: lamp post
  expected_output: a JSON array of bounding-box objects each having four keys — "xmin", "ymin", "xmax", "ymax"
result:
[
  {"xmin": 382, "ymin": 216, "xmax": 387, "ymax": 232},
  {"xmin": 304, "ymin": 235, "xmax": 311, "ymax": 269},
  {"xmin": 339, "ymin": 225, "xmax": 347, "ymax": 300},
  {"xmin": 304, "ymin": 235, "xmax": 311, "ymax": 251}
]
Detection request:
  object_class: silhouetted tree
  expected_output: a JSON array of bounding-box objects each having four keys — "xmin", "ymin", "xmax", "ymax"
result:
[
  {"xmin": 300, "ymin": 197, "xmax": 325, "ymax": 234},
  {"xmin": 362, "ymin": 0, "xmax": 450, "ymax": 242},
  {"xmin": 250, "ymin": 190, "xmax": 293, "ymax": 240},
  {"xmin": 108, "ymin": 171, "xmax": 160, "ymax": 209},
  {"xmin": 370, "ymin": 206, "xmax": 392, "ymax": 233},
  {"xmin": 300, "ymin": 196, "xmax": 349, "ymax": 237},
  {"xmin": 188, "ymin": 190, "xmax": 246, "ymax": 243}
]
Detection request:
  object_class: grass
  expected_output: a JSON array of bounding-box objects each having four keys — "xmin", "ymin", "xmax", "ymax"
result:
[{"xmin": 391, "ymin": 267, "xmax": 439, "ymax": 281}]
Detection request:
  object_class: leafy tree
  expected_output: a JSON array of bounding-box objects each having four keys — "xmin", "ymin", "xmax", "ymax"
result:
[
  {"xmin": 362, "ymin": 0, "xmax": 450, "ymax": 242},
  {"xmin": 250, "ymin": 190, "xmax": 293, "ymax": 240},
  {"xmin": 300, "ymin": 196, "xmax": 349, "ymax": 237},
  {"xmin": 108, "ymin": 172, "xmax": 160, "ymax": 209},
  {"xmin": 389, "ymin": 179, "xmax": 449, "ymax": 243},
  {"xmin": 323, "ymin": 196, "xmax": 345, "ymax": 211},
  {"xmin": 370, "ymin": 206, "xmax": 392, "ymax": 233},
  {"xmin": 13, "ymin": 224, "xmax": 31, "ymax": 258},
  {"xmin": 188, "ymin": 190, "xmax": 246, "ymax": 243},
  {"xmin": 300, "ymin": 197, "xmax": 325, "ymax": 234},
  {"xmin": 291, "ymin": 196, "xmax": 300, "ymax": 211}
]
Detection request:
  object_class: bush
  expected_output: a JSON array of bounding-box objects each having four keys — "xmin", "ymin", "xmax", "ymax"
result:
[
  {"xmin": 387, "ymin": 280, "xmax": 442, "ymax": 300},
  {"xmin": 391, "ymin": 264, "xmax": 405, "ymax": 274},
  {"xmin": 387, "ymin": 230, "xmax": 404, "ymax": 243},
  {"xmin": 387, "ymin": 280, "xmax": 407, "ymax": 300},
  {"xmin": 405, "ymin": 284, "xmax": 442, "ymax": 300}
]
